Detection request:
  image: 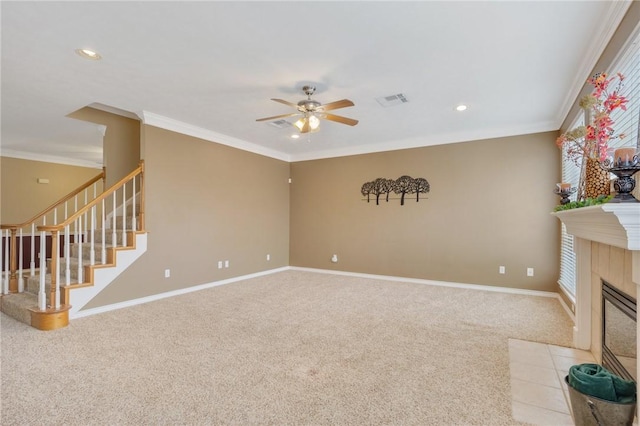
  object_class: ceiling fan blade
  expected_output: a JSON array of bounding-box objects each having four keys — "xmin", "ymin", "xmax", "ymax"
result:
[
  {"xmin": 317, "ymin": 99, "xmax": 354, "ymax": 112},
  {"xmin": 255, "ymin": 112, "xmax": 300, "ymax": 122},
  {"xmin": 271, "ymin": 98, "xmax": 299, "ymax": 108},
  {"xmin": 322, "ymin": 113, "xmax": 359, "ymax": 126}
]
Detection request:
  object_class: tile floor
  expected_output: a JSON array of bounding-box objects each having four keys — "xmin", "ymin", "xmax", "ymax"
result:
[{"xmin": 509, "ymin": 338, "xmax": 595, "ymax": 425}]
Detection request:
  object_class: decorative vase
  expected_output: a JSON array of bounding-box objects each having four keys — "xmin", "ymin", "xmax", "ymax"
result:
[{"xmin": 583, "ymin": 158, "xmax": 610, "ymax": 199}]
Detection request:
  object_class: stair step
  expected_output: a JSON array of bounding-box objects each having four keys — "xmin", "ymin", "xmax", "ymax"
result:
[
  {"xmin": 26, "ymin": 273, "xmax": 82, "ymax": 295},
  {"xmin": 70, "ymin": 242, "xmax": 115, "ymax": 261},
  {"xmin": 42, "ymin": 257, "xmax": 97, "ymax": 283},
  {"xmin": 91, "ymin": 229, "xmax": 128, "ymax": 245},
  {"xmin": 1, "ymin": 292, "xmax": 37, "ymax": 325},
  {"xmin": 115, "ymin": 215, "xmax": 139, "ymax": 230}
]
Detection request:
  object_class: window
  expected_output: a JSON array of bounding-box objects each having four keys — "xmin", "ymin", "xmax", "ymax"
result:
[
  {"xmin": 558, "ymin": 29, "xmax": 640, "ymax": 299},
  {"xmin": 558, "ymin": 115, "xmax": 583, "ymax": 299}
]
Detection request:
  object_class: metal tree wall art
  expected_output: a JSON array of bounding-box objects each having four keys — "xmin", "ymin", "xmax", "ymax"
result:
[
  {"xmin": 361, "ymin": 181, "xmax": 374, "ymax": 203},
  {"xmin": 361, "ymin": 175, "xmax": 430, "ymax": 206},
  {"xmin": 413, "ymin": 177, "xmax": 431, "ymax": 202}
]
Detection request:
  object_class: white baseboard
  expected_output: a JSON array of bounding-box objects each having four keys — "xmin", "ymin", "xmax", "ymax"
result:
[
  {"xmin": 73, "ymin": 265, "xmax": 566, "ymax": 320},
  {"xmin": 72, "ymin": 266, "xmax": 289, "ymax": 319},
  {"xmin": 290, "ymin": 266, "xmax": 561, "ymax": 298}
]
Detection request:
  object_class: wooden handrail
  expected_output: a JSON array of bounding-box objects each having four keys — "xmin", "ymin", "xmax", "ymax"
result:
[
  {"xmin": 1, "ymin": 171, "xmax": 105, "ymax": 230},
  {"xmin": 37, "ymin": 162, "xmax": 144, "ymax": 232}
]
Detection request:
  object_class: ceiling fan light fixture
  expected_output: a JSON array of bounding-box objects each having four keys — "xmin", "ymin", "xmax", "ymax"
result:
[
  {"xmin": 308, "ymin": 115, "xmax": 320, "ymax": 130},
  {"xmin": 294, "ymin": 115, "xmax": 320, "ymax": 133},
  {"xmin": 293, "ymin": 118, "xmax": 306, "ymax": 132}
]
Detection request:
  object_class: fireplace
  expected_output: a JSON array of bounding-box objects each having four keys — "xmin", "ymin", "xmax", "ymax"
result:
[
  {"xmin": 553, "ymin": 203, "xmax": 640, "ymax": 388},
  {"xmin": 602, "ymin": 280, "xmax": 637, "ymax": 382}
]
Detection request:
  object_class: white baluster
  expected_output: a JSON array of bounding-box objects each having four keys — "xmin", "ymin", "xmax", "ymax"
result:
[
  {"xmin": 53, "ymin": 209, "xmax": 57, "ymax": 224},
  {"xmin": 84, "ymin": 189, "xmax": 88, "ymax": 242},
  {"xmin": 90, "ymin": 205, "xmax": 95, "ymax": 266},
  {"xmin": 30, "ymin": 223, "xmax": 35, "ymax": 276},
  {"xmin": 132, "ymin": 177, "xmax": 137, "ymax": 231},
  {"xmin": 0, "ymin": 230, "xmax": 3, "ymax": 294},
  {"xmin": 112, "ymin": 192, "xmax": 117, "ymax": 249},
  {"xmin": 1, "ymin": 230, "xmax": 6, "ymax": 294},
  {"xmin": 64, "ymin": 201, "xmax": 68, "ymax": 221},
  {"xmin": 3, "ymin": 230, "xmax": 9, "ymax": 294},
  {"xmin": 122, "ymin": 183, "xmax": 127, "ymax": 246},
  {"xmin": 101, "ymin": 199, "xmax": 106, "ymax": 265},
  {"xmin": 18, "ymin": 229, "xmax": 24, "ymax": 292},
  {"xmin": 38, "ymin": 231, "xmax": 46, "ymax": 310},
  {"xmin": 64, "ymin": 225, "xmax": 70, "ymax": 285},
  {"xmin": 77, "ymin": 216, "xmax": 83, "ymax": 283},
  {"xmin": 54, "ymin": 232, "xmax": 60, "ymax": 309}
]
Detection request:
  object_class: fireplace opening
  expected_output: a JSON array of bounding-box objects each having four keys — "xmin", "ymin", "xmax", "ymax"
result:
[{"xmin": 602, "ymin": 280, "xmax": 637, "ymax": 382}]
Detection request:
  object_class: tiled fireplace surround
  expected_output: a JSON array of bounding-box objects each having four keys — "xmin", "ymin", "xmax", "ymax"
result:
[{"xmin": 554, "ymin": 204, "xmax": 640, "ymax": 376}]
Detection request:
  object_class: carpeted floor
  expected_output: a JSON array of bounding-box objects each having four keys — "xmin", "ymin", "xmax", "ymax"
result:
[{"xmin": 1, "ymin": 270, "xmax": 573, "ymax": 425}]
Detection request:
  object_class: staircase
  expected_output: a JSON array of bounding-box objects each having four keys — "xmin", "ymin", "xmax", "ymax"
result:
[{"xmin": 0, "ymin": 162, "xmax": 147, "ymax": 330}]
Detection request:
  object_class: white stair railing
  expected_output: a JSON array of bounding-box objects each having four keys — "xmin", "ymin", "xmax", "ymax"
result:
[
  {"xmin": 1, "ymin": 162, "xmax": 144, "ymax": 312},
  {"xmin": 34, "ymin": 163, "xmax": 144, "ymax": 310}
]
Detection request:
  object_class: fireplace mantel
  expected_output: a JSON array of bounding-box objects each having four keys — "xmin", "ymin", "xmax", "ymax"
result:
[{"xmin": 553, "ymin": 204, "xmax": 640, "ymax": 250}]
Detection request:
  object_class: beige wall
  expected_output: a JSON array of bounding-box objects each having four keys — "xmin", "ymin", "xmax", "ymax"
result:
[
  {"xmin": 290, "ymin": 131, "xmax": 562, "ymax": 292},
  {"xmin": 0, "ymin": 157, "xmax": 102, "ymax": 224},
  {"xmin": 68, "ymin": 107, "xmax": 140, "ymax": 186},
  {"xmin": 83, "ymin": 125, "xmax": 290, "ymax": 309}
]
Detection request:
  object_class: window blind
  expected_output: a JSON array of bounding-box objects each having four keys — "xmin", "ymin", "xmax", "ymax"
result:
[
  {"xmin": 608, "ymin": 37, "xmax": 640, "ymax": 152},
  {"xmin": 558, "ymin": 116, "xmax": 583, "ymax": 299}
]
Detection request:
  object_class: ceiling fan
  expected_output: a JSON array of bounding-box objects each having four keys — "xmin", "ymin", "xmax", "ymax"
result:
[{"xmin": 256, "ymin": 85, "xmax": 358, "ymax": 133}]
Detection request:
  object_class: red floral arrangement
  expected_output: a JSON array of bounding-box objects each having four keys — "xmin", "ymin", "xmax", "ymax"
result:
[{"xmin": 556, "ymin": 72, "xmax": 628, "ymax": 164}]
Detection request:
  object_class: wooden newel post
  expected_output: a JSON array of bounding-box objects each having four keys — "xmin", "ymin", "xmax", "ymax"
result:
[{"xmin": 9, "ymin": 228, "xmax": 18, "ymax": 293}]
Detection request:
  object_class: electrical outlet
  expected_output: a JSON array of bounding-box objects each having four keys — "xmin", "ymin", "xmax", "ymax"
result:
[
  {"xmin": 527, "ymin": 267, "xmax": 534, "ymax": 277},
  {"xmin": 499, "ymin": 266, "xmax": 505, "ymax": 274},
  {"xmin": 224, "ymin": 260, "xmax": 229, "ymax": 268},
  {"xmin": 266, "ymin": 254, "xmax": 270, "ymax": 261},
  {"xmin": 217, "ymin": 261, "xmax": 223, "ymax": 269},
  {"xmin": 164, "ymin": 269, "xmax": 170, "ymax": 278}
]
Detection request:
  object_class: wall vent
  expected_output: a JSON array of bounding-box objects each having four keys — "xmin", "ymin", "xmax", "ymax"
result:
[
  {"xmin": 376, "ymin": 93, "xmax": 409, "ymax": 107},
  {"xmin": 268, "ymin": 119, "xmax": 292, "ymax": 129}
]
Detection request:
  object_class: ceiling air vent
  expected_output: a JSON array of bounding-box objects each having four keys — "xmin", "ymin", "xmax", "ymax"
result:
[
  {"xmin": 376, "ymin": 93, "xmax": 408, "ymax": 107},
  {"xmin": 268, "ymin": 119, "xmax": 291, "ymax": 129}
]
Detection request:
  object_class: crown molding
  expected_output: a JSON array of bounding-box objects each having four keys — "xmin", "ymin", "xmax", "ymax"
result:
[
  {"xmin": 0, "ymin": 149, "xmax": 103, "ymax": 169},
  {"xmin": 288, "ymin": 120, "xmax": 560, "ymax": 162},
  {"xmin": 556, "ymin": 0, "xmax": 633, "ymax": 131},
  {"xmin": 140, "ymin": 111, "xmax": 291, "ymax": 162}
]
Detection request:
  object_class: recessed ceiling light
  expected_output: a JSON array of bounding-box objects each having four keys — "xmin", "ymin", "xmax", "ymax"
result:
[
  {"xmin": 291, "ymin": 134, "xmax": 300, "ymax": 139},
  {"xmin": 455, "ymin": 104, "xmax": 468, "ymax": 112},
  {"xmin": 75, "ymin": 48, "xmax": 102, "ymax": 60}
]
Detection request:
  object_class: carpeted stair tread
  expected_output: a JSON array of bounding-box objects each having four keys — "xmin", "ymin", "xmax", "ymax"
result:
[
  {"xmin": 69, "ymin": 242, "xmax": 116, "ymax": 261},
  {"xmin": 26, "ymin": 271, "xmax": 83, "ymax": 294},
  {"xmin": 92, "ymin": 229, "xmax": 128, "ymax": 245},
  {"xmin": 1, "ymin": 292, "xmax": 37, "ymax": 325}
]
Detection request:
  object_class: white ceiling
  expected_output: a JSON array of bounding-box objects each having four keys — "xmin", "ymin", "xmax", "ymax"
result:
[{"xmin": 0, "ymin": 1, "xmax": 633, "ymax": 167}]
